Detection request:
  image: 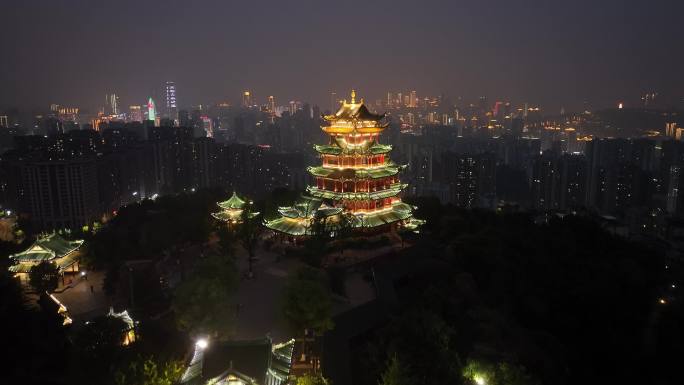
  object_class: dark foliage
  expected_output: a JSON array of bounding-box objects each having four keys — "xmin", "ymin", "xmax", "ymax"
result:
[{"xmin": 354, "ymin": 203, "xmax": 681, "ymax": 385}]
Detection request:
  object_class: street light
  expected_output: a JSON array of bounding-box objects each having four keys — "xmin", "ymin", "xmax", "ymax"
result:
[
  {"xmin": 473, "ymin": 375, "xmax": 486, "ymax": 385},
  {"xmin": 196, "ymin": 338, "xmax": 208, "ymax": 350}
]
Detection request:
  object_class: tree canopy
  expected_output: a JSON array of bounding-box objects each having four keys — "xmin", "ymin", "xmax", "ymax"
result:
[
  {"xmin": 29, "ymin": 260, "xmax": 60, "ymax": 294},
  {"xmin": 281, "ymin": 266, "xmax": 334, "ymax": 335},
  {"xmin": 172, "ymin": 252, "xmax": 238, "ymax": 339}
]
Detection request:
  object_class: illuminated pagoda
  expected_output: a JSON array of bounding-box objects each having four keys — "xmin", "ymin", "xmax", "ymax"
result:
[
  {"xmin": 212, "ymin": 191, "xmax": 259, "ymax": 224},
  {"xmin": 265, "ymin": 90, "xmax": 420, "ymax": 236}
]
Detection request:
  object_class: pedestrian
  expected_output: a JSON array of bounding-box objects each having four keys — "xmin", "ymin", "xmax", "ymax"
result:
[{"xmin": 90, "ymin": 285, "xmax": 94, "ymax": 293}]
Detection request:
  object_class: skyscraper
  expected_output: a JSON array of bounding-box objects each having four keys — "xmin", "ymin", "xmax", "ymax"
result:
[
  {"xmin": 268, "ymin": 95, "xmax": 275, "ymax": 114},
  {"xmin": 242, "ymin": 91, "xmax": 252, "ymax": 108},
  {"xmin": 129, "ymin": 105, "xmax": 143, "ymax": 122},
  {"xmin": 409, "ymin": 90, "xmax": 417, "ymax": 108},
  {"xmin": 165, "ymin": 81, "xmax": 178, "ymax": 121},
  {"xmin": 147, "ymin": 97, "xmax": 157, "ymax": 123},
  {"xmin": 106, "ymin": 94, "xmax": 120, "ymax": 115}
]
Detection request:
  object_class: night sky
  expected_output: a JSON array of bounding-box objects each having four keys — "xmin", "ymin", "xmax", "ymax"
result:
[{"xmin": 2, "ymin": 0, "xmax": 683, "ymax": 113}]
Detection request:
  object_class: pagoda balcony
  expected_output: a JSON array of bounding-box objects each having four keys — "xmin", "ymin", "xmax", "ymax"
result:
[{"xmin": 306, "ymin": 183, "xmax": 407, "ymax": 201}]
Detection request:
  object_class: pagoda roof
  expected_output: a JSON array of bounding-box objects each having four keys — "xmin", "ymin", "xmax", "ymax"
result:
[
  {"xmin": 369, "ymin": 143, "xmax": 393, "ymax": 154},
  {"xmin": 264, "ymin": 217, "xmax": 310, "ymax": 236},
  {"xmin": 314, "ymin": 143, "xmax": 393, "ymax": 155},
  {"xmin": 306, "ymin": 183, "xmax": 407, "ymax": 200},
  {"xmin": 313, "ymin": 144, "xmax": 343, "ymax": 155},
  {"xmin": 217, "ymin": 191, "xmax": 248, "ymax": 210},
  {"xmin": 277, "ymin": 195, "xmax": 343, "ymax": 219},
  {"xmin": 265, "ymin": 202, "xmax": 417, "ymax": 236},
  {"xmin": 325, "ymin": 102, "xmax": 385, "ymax": 122},
  {"xmin": 10, "ymin": 233, "xmax": 83, "ymax": 263},
  {"xmin": 357, "ymin": 202, "xmax": 414, "ymax": 228},
  {"xmin": 307, "ymin": 165, "xmax": 401, "ymax": 180},
  {"xmin": 324, "ymin": 91, "xmax": 385, "ymax": 122}
]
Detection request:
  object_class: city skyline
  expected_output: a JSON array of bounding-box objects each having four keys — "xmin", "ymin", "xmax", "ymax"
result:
[{"xmin": 2, "ymin": 0, "xmax": 683, "ymax": 113}]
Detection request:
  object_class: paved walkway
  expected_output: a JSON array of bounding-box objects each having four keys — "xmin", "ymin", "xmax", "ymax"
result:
[
  {"xmin": 231, "ymin": 246, "xmax": 304, "ymax": 343},
  {"xmin": 53, "ymin": 271, "xmax": 109, "ymax": 322}
]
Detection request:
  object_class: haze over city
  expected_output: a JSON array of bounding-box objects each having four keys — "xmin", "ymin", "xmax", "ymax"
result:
[{"xmin": 2, "ymin": 0, "xmax": 683, "ymax": 112}]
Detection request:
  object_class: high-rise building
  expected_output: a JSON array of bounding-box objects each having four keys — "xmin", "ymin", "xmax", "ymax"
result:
[
  {"xmin": 288, "ymin": 101, "xmax": 302, "ymax": 116},
  {"xmin": 147, "ymin": 97, "xmax": 157, "ymax": 123},
  {"xmin": 242, "ymin": 91, "xmax": 252, "ymax": 108},
  {"xmin": 268, "ymin": 96, "xmax": 275, "ymax": 114},
  {"xmin": 129, "ymin": 105, "xmax": 143, "ymax": 122},
  {"xmin": 106, "ymin": 94, "xmax": 120, "ymax": 115},
  {"xmin": 18, "ymin": 158, "xmax": 100, "ymax": 230},
  {"xmin": 0, "ymin": 115, "xmax": 7, "ymax": 128},
  {"xmin": 409, "ymin": 90, "xmax": 417, "ymax": 108},
  {"xmin": 666, "ymin": 122, "xmax": 678, "ymax": 138},
  {"xmin": 165, "ymin": 81, "xmax": 178, "ymax": 121},
  {"xmin": 265, "ymin": 90, "xmax": 422, "ymax": 236}
]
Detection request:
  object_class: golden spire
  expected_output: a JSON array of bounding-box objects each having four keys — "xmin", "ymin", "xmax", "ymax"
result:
[{"xmin": 351, "ymin": 89, "xmax": 356, "ymax": 104}]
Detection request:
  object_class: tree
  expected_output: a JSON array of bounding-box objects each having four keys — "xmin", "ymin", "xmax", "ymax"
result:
[
  {"xmin": 216, "ymin": 224, "xmax": 236, "ymax": 258},
  {"xmin": 281, "ymin": 266, "xmax": 334, "ymax": 335},
  {"xmin": 379, "ymin": 355, "xmax": 411, "ymax": 385},
  {"xmin": 74, "ymin": 315, "xmax": 129, "ymax": 355},
  {"xmin": 29, "ymin": 260, "xmax": 60, "ymax": 294},
  {"xmin": 302, "ymin": 215, "xmax": 333, "ymax": 267},
  {"xmin": 114, "ymin": 355, "xmax": 184, "ymax": 385},
  {"xmin": 296, "ymin": 373, "xmax": 329, "ymax": 385},
  {"xmin": 463, "ymin": 359, "xmax": 537, "ymax": 385},
  {"xmin": 235, "ymin": 205, "xmax": 262, "ymax": 278},
  {"xmin": 172, "ymin": 253, "xmax": 238, "ymax": 339}
]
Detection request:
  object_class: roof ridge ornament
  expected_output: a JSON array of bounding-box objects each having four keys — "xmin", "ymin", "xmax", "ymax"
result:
[{"xmin": 351, "ymin": 89, "xmax": 356, "ymax": 104}]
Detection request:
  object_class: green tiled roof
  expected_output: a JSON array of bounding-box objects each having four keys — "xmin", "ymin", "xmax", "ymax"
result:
[
  {"xmin": 306, "ymin": 184, "xmax": 406, "ymax": 201},
  {"xmin": 357, "ymin": 202, "xmax": 414, "ymax": 228},
  {"xmin": 265, "ymin": 202, "xmax": 417, "ymax": 236},
  {"xmin": 307, "ymin": 165, "xmax": 401, "ymax": 180},
  {"xmin": 276, "ymin": 196, "xmax": 342, "ymax": 219},
  {"xmin": 369, "ymin": 143, "xmax": 393, "ymax": 154},
  {"xmin": 265, "ymin": 217, "xmax": 310, "ymax": 236},
  {"xmin": 212, "ymin": 210, "xmax": 258, "ymax": 222},
  {"xmin": 314, "ymin": 143, "xmax": 393, "ymax": 155},
  {"xmin": 314, "ymin": 144, "xmax": 343, "ymax": 155},
  {"xmin": 217, "ymin": 191, "xmax": 248, "ymax": 210},
  {"xmin": 10, "ymin": 233, "xmax": 83, "ymax": 263}
]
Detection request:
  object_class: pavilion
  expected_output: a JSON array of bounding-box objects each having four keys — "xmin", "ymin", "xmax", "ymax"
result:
[
  {"xmin": 212, "ymin": 191, "xmax": 259, "ymax": 224},
  {"xmin": 180, "ymin": 337, "xmax": 295, "ymax": 385},
  {"xmin": 8, "ymin": 232, "xmax": 84, "ymax": 286}
]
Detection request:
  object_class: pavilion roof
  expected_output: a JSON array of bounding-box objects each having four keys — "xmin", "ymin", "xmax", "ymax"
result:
[
  {"xmin": 10, "ymin": 233, "xmax": 83, "ymax": 263},
  {"xmin": 180, "ymin": 338, "xmax": 295, "ymax": 385},
  {"xmin": 217, "ymin": 191, "xmax": 248, "ymax": 210}
]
